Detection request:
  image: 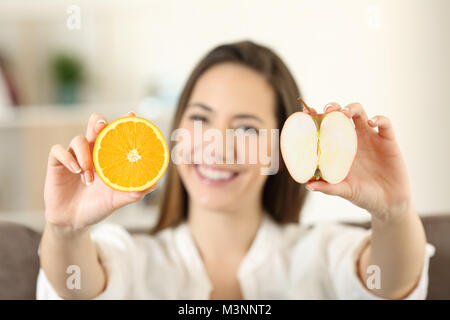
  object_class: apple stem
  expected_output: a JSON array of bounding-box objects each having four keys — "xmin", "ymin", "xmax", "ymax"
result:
[{"xmin": 298, "ymin": 97, "xmax": 315, "ymax": 115}]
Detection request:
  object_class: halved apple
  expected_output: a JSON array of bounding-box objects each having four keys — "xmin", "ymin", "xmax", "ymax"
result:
[{"xmin": 280, "ymin": 110, "xmax": 357, "ymax": 184}]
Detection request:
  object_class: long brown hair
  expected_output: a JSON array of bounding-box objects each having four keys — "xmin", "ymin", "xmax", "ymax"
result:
[{"xmin": 152, "ymin": 40, "xmax": 307, "ymax": 233}]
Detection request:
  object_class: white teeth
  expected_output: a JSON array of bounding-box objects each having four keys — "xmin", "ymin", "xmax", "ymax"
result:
[{"xmin": 197, "ymin": 165, "xmax": 235, "ymax": 181}]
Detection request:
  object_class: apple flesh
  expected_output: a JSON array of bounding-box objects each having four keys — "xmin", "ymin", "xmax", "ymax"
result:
[{"xmin": 280, "ymin": 110, "xmax": 357, "ymax": 184}]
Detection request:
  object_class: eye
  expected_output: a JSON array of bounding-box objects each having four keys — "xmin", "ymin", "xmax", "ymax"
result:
[
  {"xmin": 188, "ymin": 114, "xmax": 208, "ymax": 123},
  {"xmin": 235, "ymin": 125, "xmax": 259, "ymax": 134}
]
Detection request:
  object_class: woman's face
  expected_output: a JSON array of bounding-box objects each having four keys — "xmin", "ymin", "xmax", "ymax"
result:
[{"xmin": 176, "ymin": 63, "xmax": 278, "ymax": 212}]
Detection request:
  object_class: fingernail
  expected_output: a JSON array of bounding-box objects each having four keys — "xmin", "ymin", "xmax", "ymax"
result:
[
  {"xmin": 324, "ymin": 104, "xmax": 333, "ymax": 112},
  {"xmin": 96, "ymin": 119, "xmax": 107, "ymax": 131},
  {"xmin": 84, "ymin": 171, "xmax": 93, "ymax": 186},
  {"xmin": 369, "ymin": 117, "xmax": 377, "ymax": 124},
  {"xmin": 70, "ymin": 162, "xmax": 81, "ymax": 174},
  {"xmin": 128, "ymin": 111, "xmax": 136, "ymax": 115},
  {"xmin": 342, "ymin": 107, "xmax": 351, "ymax": 117},
  {"xmin": 306, "ymin": 184, "xmax": 314, "ymax": 191}
]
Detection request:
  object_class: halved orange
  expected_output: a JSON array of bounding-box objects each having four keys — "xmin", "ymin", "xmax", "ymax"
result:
[{"xmin": 93, "ymin": 116, "xmax": 169, "ymax": 192}]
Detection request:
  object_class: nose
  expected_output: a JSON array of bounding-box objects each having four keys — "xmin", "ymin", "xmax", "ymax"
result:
[{"xmin": 203, "ymin": 123, "xmax": 232, "ymax": 164}]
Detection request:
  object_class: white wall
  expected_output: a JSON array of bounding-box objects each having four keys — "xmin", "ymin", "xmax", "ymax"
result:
[{"xmin": 1, "ymin": 0, "xmax": 449, "ymax": 222}]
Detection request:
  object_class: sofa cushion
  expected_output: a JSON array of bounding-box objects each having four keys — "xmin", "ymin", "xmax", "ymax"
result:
[
  {"xmin": 421, "ymin": 215, "xmax": 450, "ymax": 300},
  {"xmin": 0, "ymin": 222, "xmax": 41, "ymax": 299}
]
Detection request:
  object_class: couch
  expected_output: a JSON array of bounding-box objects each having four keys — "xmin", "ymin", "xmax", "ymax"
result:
[{"xmin": 0, "ymin": 215, "xmax": 448, "ymax": 299}]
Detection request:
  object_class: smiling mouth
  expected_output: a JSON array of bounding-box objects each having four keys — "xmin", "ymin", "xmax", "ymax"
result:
[{"xmin": 194, "ymin": 164, "xmax": 239, "ymax": 185}]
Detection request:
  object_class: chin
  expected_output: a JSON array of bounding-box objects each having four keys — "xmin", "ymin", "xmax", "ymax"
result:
[
  {"xmin": 195, "ymin": 195, "xmax": 236, "ymax": 212},
  {"xmin": 190, "ymin": 164, "xmax": 241, "ymax": 210}
]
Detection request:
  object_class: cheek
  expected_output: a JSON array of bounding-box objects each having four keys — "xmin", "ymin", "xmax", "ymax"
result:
[
  {"xmin": 172, "ymin": 122, "xmax": 198, "ymax": 165},
  {"xmin": 235, "ymin": 134, "xmax": 257, "ymax": 164},
  {"xmin": 243, "ymin": 165, "xmax": 269, "ymax": 195},
  {"xmin": 177, "ymin": 121, "xmax": 207, "ymax": 155},
  {"xmin": 177, "ymin": 121, "xmax": 194, "ymax": 145}
]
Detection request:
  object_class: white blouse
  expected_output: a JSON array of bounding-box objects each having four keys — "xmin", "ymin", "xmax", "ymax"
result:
[{"xmin": 37, "ymin": 214, "xmax": 435, "ymax": 300}]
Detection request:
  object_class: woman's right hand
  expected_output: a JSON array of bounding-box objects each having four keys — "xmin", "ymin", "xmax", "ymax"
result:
[{"xmin": 44, "ymin": 111, "xmax": 156, "ymax": 234}]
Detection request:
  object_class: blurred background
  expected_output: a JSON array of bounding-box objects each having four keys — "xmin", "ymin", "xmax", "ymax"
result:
[{"xmin": 0, "ymin": 0, "xmax": 449, "ymax": 231}]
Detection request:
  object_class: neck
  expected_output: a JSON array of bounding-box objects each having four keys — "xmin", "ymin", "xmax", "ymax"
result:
[{"xmin": 187, "ymin": 199, "xmax": 264, "ymax": 261}]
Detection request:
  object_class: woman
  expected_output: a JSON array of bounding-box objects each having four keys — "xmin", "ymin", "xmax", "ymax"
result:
[{"xmin": 37, "ymin": 41, "xmax": 434, "ymax": 300}]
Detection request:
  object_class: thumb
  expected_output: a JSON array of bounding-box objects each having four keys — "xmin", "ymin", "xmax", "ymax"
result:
[
  {"xmin": 306, "ymin": 180, "xmax": 351, "ymax": 199},
  {"xmin": 113, "ymin": 184, "xmax": 157, "ymax": 209}
]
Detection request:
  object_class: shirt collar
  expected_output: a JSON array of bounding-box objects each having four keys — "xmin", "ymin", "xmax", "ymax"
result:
[{"xmin": 173, "ymin": 213, "xmax": 280, "ymax": 295}]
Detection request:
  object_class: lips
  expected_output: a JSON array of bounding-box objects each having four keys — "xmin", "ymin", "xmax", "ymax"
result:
[{"xmin": 194, "ymin": 164, "xmax": 239, "ymax": 186}]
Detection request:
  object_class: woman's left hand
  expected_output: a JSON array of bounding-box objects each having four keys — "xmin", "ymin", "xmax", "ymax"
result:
[{"xmin": 305, "ymin": 102, "xmax": 412, "ymax": 222}]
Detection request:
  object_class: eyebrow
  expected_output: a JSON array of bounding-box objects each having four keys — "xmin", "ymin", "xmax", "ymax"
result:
[
  {"xmin": 232, "ymin": 114, "xmax": 264, "ymax": 124},
  {"xmin": 188, "ymin": 103, "xmax": 264, "ymax": 124},
  {"xmin": 188, "ymin": 103, "xmax": 213, "ymax": 112}
]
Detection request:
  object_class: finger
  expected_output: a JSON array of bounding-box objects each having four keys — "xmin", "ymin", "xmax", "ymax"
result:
[
  {"xmin": 113, "ymin": 184, "xmax": 158, "ymax": 208},
  {"xmin": 69, "ymin": 136, "xmax": 94, "ymax": 185},
  {"xmin": 324, "ymin": 102, "xmax": 342, "ymax": 113},
  {"xmin": 368, "ymin": 115, "xmax": 396, "ymax": 140},
  {"xmin": 123, "ymin": 111, "xmax": 136, "ymax": 117},
  {"xmin": 48, "ymin": 144, "xmax": 82, "ymax": 174},
  {"xmin": 86, "ymin": 113, "xmax": 108, "ymax": 144},
  {"xmin": 129, "ymin": 184, "xmax": 157, "ymax": 200},
  {"xmin": 306, "ymin": 180, "xmax": 352, "ymax": 199},
  {"xmin": 341, "ymin": 102, "xmax": 370, "ymax": 130},
  {"xmin": 303, "ymin": 107, "xmax": 318, "ymax": 115}
]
